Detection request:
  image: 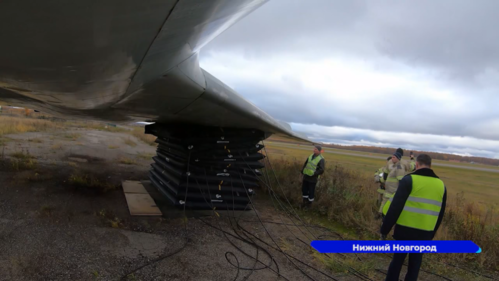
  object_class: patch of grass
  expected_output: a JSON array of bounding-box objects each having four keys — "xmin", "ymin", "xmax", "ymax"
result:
[
  {"xmin": 437, "ymin": 193, "xmax": 499, "ymax": 271},
  {"xmin": 96, "ymin": 209, "xmax": 124, "ymax": 228},
  {"xmin": 28, "ymin": 138, "xmax": 43, "ymax": 143},
  {"xmin": 0, "ymin": 116, "xmax": 59, "ymax": 136},
  {"xmin": 10, "ymin": 151, "xmax": 35, "ymax": 160},
  {"xmin": 312, "ymin": 252, "xmax": 378, "ymax": 278},
  {"xmin": 66, "ymin": 121, "xmax": 129, "ymax": 133},
  {"xmin": 119, "ymin": 157, "xmax": 136, "ymax": 165},
  {"xmin": 130, "ymin": 127, "xmax": 156, "ymax": 146},
  {"xmin": 28, "ymin": 172, "xmax": 53, "ymax": 182},
  {"xmin": 136, "ymin": 152, "xmax": 154, "ymax": 160},
  {"xmin": 267, "ymin": 142, "xmax": 499, "ymax": 204},
  {"xmin": 40, "ymin": 205, "xmax": 55, "ymax": 217},
  {"xmin": 68, "ymin": 174, "xmax": 116, "ymax": 193},
  {"xmin": 265, "ymin": 143, "xmax": 499, "ymax": 273},
  {"xmin": 51, "ymin": 143, "xmax": 63, "ymax": 150},
  {"xmin": 11, "ymin": 158, "xmax": 37, "ymax": 171},
  {"xmin": 64, "ymin": 133, "xmax": 80, "ymax": 141},
  {"xmin": 126, "ymin": 274, "xmax": 137, "ymax": 281},
  {"xmin": 123, "ymin": 137, "xmax": 137, "ymax": 147},
  {"xmin": 108, "ymin": 145, "xmax": 119, "ymax": 149}
]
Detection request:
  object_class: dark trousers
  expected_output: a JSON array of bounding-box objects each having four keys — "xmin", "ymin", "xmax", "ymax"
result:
[
  {"xmin": 302, "ymin": 180, "xmax": 317, "ymax": 201},
  {"xmin": 385, "ymin": 252, "xmax": 423, "ymax": 281}
]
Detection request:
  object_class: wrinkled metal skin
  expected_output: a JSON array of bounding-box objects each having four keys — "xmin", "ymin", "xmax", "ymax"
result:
[{"xmin": 0, "ymin": 0, "xmax": 306, "ymax": 140}]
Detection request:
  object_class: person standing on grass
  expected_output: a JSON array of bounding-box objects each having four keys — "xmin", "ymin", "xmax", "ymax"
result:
[
  {"xmin": 380, "ymin": 154, "xmax": 447, "ymax": 281},
  {"xmin": 379, "ymin": 148, "xmax": 407, "ymax": 216},
  {"xmin": 374, "ymin": 156, "xmax": 393, "ymax": 213},
  {"xmin": 301, "ymin": 145, "xmax": 325, "ymax": 208}
]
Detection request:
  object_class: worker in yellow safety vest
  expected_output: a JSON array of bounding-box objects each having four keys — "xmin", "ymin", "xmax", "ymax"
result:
[
  {"xmin": 301, "ymin": 145, "xmax": 325, "ymax": 208},
  {"xmin": 380, "ymin": 154, "xmax": 447, "ymax": 281}
]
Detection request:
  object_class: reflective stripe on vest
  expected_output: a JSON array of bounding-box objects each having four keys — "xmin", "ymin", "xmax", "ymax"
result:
[
  {"xmin": 382, "ymin": 174, "xmax": 445, "ymax": 231},
  {"xmin": 302, "ymin": 154, "xmax": 323, "ymax": 176}
]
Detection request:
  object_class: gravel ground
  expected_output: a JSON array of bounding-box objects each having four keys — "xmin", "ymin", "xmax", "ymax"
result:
[
  {"xmin": 0, "ymin": 129, "xmax": 346, "ymax": 281},
  {"xmin": 0, "ymin": 129, "xmax": 478, "ymax": 281},
  {"xmin": 0, "ymin": 159, "xmax": 345, "ymax": 281}
]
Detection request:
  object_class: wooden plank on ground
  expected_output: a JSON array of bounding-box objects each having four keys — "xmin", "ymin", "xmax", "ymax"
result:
[
  {"xmin": 122, "ymin": 180, "xmax": 162, "ymax": 216},
  {"xmin": 124, "ymin": 193, "xmax": 162, "ymax": 216},
  {"xmin": 122, "ymin": 180, "xmax": 148, "ymax": 194}
]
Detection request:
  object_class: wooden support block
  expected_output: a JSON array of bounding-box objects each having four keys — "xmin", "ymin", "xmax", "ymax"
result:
[
  {"xmin": 122, "ymin": 180, "xmax": 148, "ymax": 194},
  {"xmin": 122, "ymin": 180, "xmax": 162, "ymax": 216}
]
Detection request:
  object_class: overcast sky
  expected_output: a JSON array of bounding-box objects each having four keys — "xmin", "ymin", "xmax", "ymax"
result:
[{"xmin": 199, "ymin": 0, "xmax": 499, "ymax": 159}]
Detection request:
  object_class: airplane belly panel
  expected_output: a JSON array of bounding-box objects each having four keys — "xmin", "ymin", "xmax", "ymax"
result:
[
  {"xmin": 124, "ymin": 0, "xmax": 266, "ymax": 95},
  {"xmin": 0, "ymin": 0, "xmax": 177, "ymax": 109}
]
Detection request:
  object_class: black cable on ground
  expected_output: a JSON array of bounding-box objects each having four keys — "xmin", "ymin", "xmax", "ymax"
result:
[
  {"xmin": 234, "ymin": 220, "xmax": 343, "ymax": 281},
  {"xmin": 225, "ymin": 179, "xmax": 268, "ymax": 281},
  {"xmin": 199, "ymin": 216, "xmax": 338, "ymax": 281},
  {"xmin": 238, "ymin": 150, "xmax": 344, "ymax": 280},
  {"xmin": 192, "ymin": 175, "xmax": 279, "ymax": 280},
  {"xmin": 236, "ymin": 151, "xmax": 375, "ymax": 281},
  {"xmin": 199, "ymin": 217, "xmax": 290, "ymax": 280},
  {"xmin": 225, "ymin": 252, "xmax": 241, "ymax": 281},
  {"xmin": 243, "ymin": 148, "xmax": 373, "ymax": 281},
  {"xmin": 236, "ymin": 172, "xmax": 319, "ymax": 281},
  {"xmin": 120, "ymin": 151, "xmax": 193, "ymax": 280},
  {"xmin": 192, "ymin": 166, "xmax": 286, "ymax": 280},
  {"xmin": 258, "ymin": 146, "xmax": 371, "ymax": 279}
]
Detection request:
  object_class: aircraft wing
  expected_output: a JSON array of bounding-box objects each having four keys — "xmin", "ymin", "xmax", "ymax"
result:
[{"xmin": 0, "ymin": 0, "xmax": 309, "ymax": 142}]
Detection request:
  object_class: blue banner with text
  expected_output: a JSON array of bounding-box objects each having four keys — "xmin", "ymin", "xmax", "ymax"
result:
[{"xmin": 311, "ymin": 241, "xmax": 481, "ymax": 254}]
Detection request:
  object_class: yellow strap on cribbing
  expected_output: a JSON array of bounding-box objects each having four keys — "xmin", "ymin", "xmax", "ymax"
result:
[{"xmin": 213, "ymin": 207, "xmax": 220, "ymax": 217}]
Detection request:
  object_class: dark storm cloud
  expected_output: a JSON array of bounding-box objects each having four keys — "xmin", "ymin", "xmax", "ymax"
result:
[
  {"xmin": 369, "ymin": 1, "xmax": 499, "ymax": 81},
  {"xmin": 203, "ymin": 0, "xmax": 499, "ymax": 81}
]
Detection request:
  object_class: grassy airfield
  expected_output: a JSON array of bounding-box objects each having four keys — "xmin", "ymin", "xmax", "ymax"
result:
[{"xmin": 264, "ymin": 139, "xmax": 499, "ymax": 205}]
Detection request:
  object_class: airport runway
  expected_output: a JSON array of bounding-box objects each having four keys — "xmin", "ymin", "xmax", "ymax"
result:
[{"xmin": 268, "ymin": 142, "xmax": 499, "ymax": 174}]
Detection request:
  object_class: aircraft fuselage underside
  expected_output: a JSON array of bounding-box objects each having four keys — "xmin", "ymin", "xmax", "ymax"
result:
[{"xmin": 0, "ymin": 0, "xmax": 304, "ymax": 140}]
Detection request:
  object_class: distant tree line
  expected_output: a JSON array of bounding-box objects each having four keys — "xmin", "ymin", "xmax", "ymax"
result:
[{"xmin": 322, "ymin": 144, "xmax": 499, "ymax": 166}]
